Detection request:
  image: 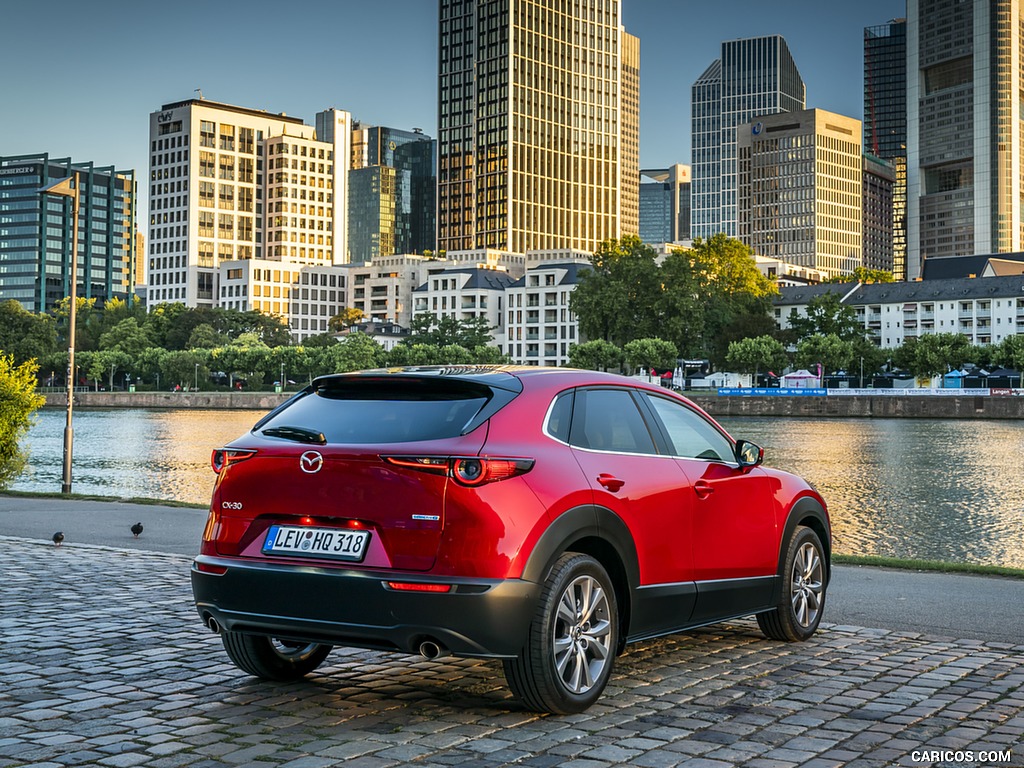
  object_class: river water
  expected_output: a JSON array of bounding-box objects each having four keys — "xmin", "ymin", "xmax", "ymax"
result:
[{"xmin": 10, "ymin": 408, "xmax": 1024, "ymax": 569}]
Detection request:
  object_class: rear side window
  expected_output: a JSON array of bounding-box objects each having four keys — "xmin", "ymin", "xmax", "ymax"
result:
[
  {"xmin": 569, "ymin": 388, "xmax": 657, "ymax": 455},
  {"xmin": 258, "ymin": 378, "xmax": 491, "ymax": 444}
]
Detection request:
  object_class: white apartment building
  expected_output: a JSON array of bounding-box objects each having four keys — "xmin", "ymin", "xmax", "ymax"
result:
[
  {"xmin": 146, "ymin": 98, "xmax": 350, "ymax": 314},
  {"xmin": 343, "ymin": 250, "xmax": 526, "ymax": 328},
  {"xmin": 504, "ymin": 260, "xmax": 589, "ymax": 366},
  {"xmin": 217, "ymin": 259, "xmax": 346, "ymax": 340},
  {"xmin": 413, "ymin": 268, "xmax": 516, "ymax": 347},
  {"xmin": 776, "ymin": 275, "xmax": 1024, "ymax": 348}
]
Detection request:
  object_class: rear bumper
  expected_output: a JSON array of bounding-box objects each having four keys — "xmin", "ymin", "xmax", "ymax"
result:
[{"xmin": 190, "ymin": 555, "xmax": 540, "ymax": 658}]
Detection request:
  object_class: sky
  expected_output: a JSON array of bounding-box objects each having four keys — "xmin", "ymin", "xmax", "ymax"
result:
[{"xmin": 0, "ymin": 0, "xmax": 905, "ymax": 223}]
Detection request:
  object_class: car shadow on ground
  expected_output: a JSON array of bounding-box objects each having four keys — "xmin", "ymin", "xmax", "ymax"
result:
[{"xmin": 201, "ymin": 621, "xmax": 778, "ymax": 720}]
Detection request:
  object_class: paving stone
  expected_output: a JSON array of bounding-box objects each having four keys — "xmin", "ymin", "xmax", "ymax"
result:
[{"xmin": 1, "ymin": 537, "xmax": 1022, "ymax": 768}]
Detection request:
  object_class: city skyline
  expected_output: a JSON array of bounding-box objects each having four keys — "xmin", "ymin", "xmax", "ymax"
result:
[{"xmin": 2, "ymin": 0, "xmax": 904, "ymax": 225}]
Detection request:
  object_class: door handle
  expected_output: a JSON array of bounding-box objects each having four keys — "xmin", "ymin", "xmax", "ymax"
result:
[
  {"xmin": 597, "ymin": 473, "xmax": 625, "ymax": 492},
  {"xmin": 694, "ymin": 480, "xmax": 714, "ymax": 499}
]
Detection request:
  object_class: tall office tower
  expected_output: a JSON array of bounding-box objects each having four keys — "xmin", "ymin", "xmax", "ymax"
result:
[
  {"xmin": 0, "ymin": 154, "xmax": 136, "ymax": 313},
  {"xmin": 907, "ymin": 0, "xmax": 1024, "ymax": 279},
  {"xmin": 691, "ymin": 35, "xmax": 805, "ymax": 241},
  {"xmin": 437, "ymin": 0, "xmax": 638, "ymax": 255},
  {"xmin": 864, "ymin": 19, "xmax": 907, "ymax": 279},
  {"xmin": 639, "ymin": 164, "xmax": 691, "ymax": 244},
  {"xmin": 863, "ymin": 154, "xmax": 896, "ymax": 272},
  {"xmin": 620, "ymin": 32, "xmax": 641, "ymax": 238},
  {"xmin": 349, "ymin": 124, "xmax": 436, "ymax": 260},
  {"xmin": 146, "ymin": 99, "xmax": 349, "ymax": 309},
  {"xmin": 737, "ymin": 109, "xmax": 863, "ymax": 276}
]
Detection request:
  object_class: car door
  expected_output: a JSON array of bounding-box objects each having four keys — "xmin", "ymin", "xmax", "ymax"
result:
[
  {"xmin": 564, "ymin": 387, "xmax": 696, "ymax": 635},
  {"xmin": 639, "ymin": 392, "xmax": 777, "ymax": 622}
]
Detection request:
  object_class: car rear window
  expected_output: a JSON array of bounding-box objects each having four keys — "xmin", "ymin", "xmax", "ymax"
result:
[{"xmin": 257, "ymin": 378, "xmax": 492, "ymax": 444}]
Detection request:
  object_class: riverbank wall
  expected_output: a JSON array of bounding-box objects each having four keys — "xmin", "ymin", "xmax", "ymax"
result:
[{"xmin": 42, "ymin": 391, "xmax": 1024, "ymax": 418}]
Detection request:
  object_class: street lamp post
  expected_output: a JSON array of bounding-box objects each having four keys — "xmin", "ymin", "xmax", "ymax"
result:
[
  {"xmin": 194, "ymin": 363, "xmax": 199, "ymax": 392},
  {"xmin": 40, "ymin": 172, "xmax": 80, "ymax": 495}
]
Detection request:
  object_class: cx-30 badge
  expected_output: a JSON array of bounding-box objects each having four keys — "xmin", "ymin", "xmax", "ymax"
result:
[{"xmin": 300, "ymin": 451, "xmax": 324, "ymax": 474}]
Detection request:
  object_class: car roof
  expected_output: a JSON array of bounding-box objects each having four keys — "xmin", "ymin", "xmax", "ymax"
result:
[{"xmin": 312, "ymin": 365, "xmax": 674, "ymax": 395}]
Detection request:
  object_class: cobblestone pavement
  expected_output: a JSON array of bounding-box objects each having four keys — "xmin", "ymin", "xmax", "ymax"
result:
[{"xmin": 1, "ymin": 537, "xmax": 1022, "ymax": 768}]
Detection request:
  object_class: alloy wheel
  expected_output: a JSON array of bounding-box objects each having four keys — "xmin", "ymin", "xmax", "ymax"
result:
[
  {"xmin": 552, "ymin": 574, "xmax": 613, "ymax": 694},
  {"xmin": 791, "ymin": 541, "xmax": 824, "ymax": 628}
]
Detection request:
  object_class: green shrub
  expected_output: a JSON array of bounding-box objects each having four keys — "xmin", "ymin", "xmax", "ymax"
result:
[{"xmin": 0, "ymin": 354, "xmax": 45, "ymax": 489}]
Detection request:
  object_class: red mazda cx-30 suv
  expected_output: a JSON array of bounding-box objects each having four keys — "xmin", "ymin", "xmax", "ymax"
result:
[{"xmin": 191, "ymin": 366, "xmax": 829, "ymax": 713}]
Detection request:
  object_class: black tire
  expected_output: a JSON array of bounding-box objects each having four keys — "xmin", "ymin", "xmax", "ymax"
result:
[
  {"xmin": 221, "ymin": 631, "xmax": 332, "ymax": 681},
  {"xmin": 503, "ymin": 553, "xmax": 618, "ymax": 714},
  {"xmin": 757, "ymin": 525, "xmax": 827, "ymax": 642}
]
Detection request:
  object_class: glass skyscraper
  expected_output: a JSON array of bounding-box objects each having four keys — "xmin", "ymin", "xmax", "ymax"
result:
[
  {"xmin": 907, "ymin": 0, "xmax": 1024, "ymax": 278},
  {"xmin": 437, "ymin": 0, "xmax": 639, "ymax": 255},
  {"xmin": 0, "ymin": 153, "xmax": 136, "ymax": 313},
  {"xmin": 349, "ymin": 124, "xmax": 436, "ymax": 260},
  {"xmin": 639, "ymin": 165, "xmax": 690, "ymax": 244},
  {"xmin": 691, "ymin": 35, "xmax": 805, "ymax": 241},
  {"xmin": 864, "ymin": 19, "xmax": 907, "ymax": 279}
]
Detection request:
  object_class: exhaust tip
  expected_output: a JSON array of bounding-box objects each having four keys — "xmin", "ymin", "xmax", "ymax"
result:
[
  {"xmin": 205, "ymin": 614, "xmax": 221, "ymax": 634},
  {"xmin": 418, "ymin": 640, "xmax": 447, "ymax": 660}
]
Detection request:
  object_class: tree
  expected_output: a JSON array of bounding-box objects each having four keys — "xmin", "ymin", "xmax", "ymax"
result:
[
  {"xmin": 568, "ymin": 340, "xmax": 623, "ymax": 372},
  {"xmin": 850, "ymin": 337, "xmax": 888, "ymax": 384},
  {"xmin": 726, "ymin": 336, "xmax": 789, "ymax": 383},
  {"xmin": 787, "ymin": 292, "xmax": 864, "ymax": 342},
  {"xmin": 324, "ymin": 332, "xmax": 384, "ymax": 372},
  {"xmin": 135, "ymin": 346, "xmax": 168, "ymax": 389},
  {"xmin": 570, "ymin": 236, "xmax": 662, "ymax": 347},
  {"xmin": 99, "ymin": 318, "xmax": 154, "ymax": 359},
  {"xmin": 52, "ymin": 296, "xmax": 100, "ymax": 352},
  {"xmin": 623, "ymin": 337, "xmax": 678, "ymax": 373},
  {"xmin": 824, "ymin": 267, "xmax": 895, "ymax": 284},
  {"xmin": 186, "ymin": 323, "xmax": 229, "ymax": 350},
  {"xmin": 994, "ymin": 335, "xmax": 1024, "ymax": 371},
  {"xmin": 678, "ymin": 234, "xmax": 778, "ymax": 358},
  {"xmin": 407, "ymin": 313, "xmax": 495, "ymax": 349},
  {"xmin": 794, "ymin": 334, "xmax": 854, "ymax": 375},
  {"xmin": 0, "ymin": 354, "xmax": 45, "ymax": 489},
  {"xmin": 712, "ymin": 311, "xmax": 782, "ymax": 369},
  {"xmin": 0, "ymin": 300, "xmax": 58, "ymax": 367},
  {"xmin": 160, "ymin": 350, "xmax": 209, "ymax": 390},
  {"xmin": 570, "ymin": 235, "xmax": 777, "ymax": 358},
  {"xmin": 469, "ymin": 345, "xmax": 510, "ymax": 364},
  {"xmin": 303, "ymin": 333, "xmax": 338, "ymax": 348},
  {"xmin": 85, "ymin": 349, "xmax": 132, "ymax": 391},
  {"xmin": 910, "ymin": 333, "xmax": 971, "ymax": 379},
  {"xmin": 329, "ymin": 307, "xmax": 365, "ymax": 332}
]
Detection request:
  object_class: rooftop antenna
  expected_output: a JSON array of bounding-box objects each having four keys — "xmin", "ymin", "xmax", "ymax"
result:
[{"xmin": 195, "ymin": 88, "xmax": 203, "ymax": 100}]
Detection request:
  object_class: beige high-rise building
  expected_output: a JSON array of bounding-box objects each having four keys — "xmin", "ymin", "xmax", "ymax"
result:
[
  {"xmin": 437, "ymin": 0, "xmax": 638, "ymax": 256},
  {"xmin": 738, "ymin": 109, "xmax": 863, "ymax": 276},
  {"xmin": 146, "ymin": 99, "xmax": 350, "ymax": 309}
]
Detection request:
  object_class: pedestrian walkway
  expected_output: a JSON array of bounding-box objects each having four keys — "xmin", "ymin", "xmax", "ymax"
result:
[{"xmin": 1, "ymin": 536, "xmax": 1022, "ymax": 768}]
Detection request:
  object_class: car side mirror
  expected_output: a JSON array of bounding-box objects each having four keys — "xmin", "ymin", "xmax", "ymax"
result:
[{"xmin": 735, "ymin": 439, "xmax": 764, "ymax": 468}]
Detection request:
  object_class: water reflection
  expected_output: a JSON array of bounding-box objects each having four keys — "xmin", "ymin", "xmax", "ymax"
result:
[
  {"xmin": 11, "ymin": 409, "xmax": 1024, "ymax": 569},
  {"xmin": 719, "ymin": 417, "xmax": 1024, "ymax": 570},
  {"xmin": 15, "ymin": 409, "xmax": 258, "ymax": 506}
]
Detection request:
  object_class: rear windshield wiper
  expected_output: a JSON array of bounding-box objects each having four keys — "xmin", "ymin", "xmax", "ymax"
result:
[{"xmin": 261, "ymin": 426, "xmax": 327, "ymax": 445}]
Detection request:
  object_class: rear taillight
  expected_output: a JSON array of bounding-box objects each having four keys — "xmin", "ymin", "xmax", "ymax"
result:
[
  {"xmin": 385, "ymin": 581, "xmax": 453, "ymax": 593},
  {"xmin": 451, "ymin": 457, "xmax": 533, "ymax": 486},
  {"xmin": 211, "ymin": 448, "xmax": 257, "ymax": 474},
  {"xmin": 384, "ymin": 456, "xmax": 534, "ymax": 486}
]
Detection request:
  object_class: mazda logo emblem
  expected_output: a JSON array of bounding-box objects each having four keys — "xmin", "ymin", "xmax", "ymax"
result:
[{"xmin": 300, "ymin": 451, "xmax": 324, "ymax": 474}]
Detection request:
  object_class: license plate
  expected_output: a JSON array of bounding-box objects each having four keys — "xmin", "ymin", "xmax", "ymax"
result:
[{"xmin": 262, "ymin": 525, "xmax": 371, "ymax": 562}]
